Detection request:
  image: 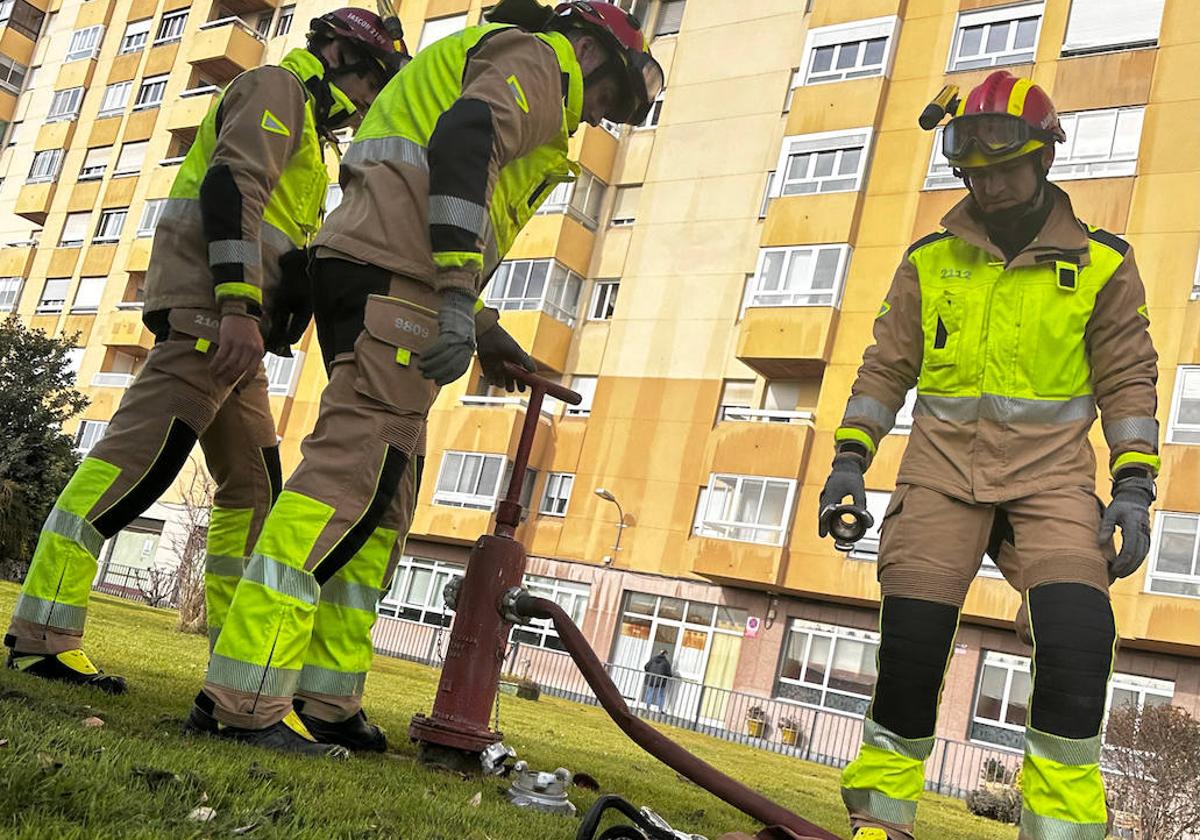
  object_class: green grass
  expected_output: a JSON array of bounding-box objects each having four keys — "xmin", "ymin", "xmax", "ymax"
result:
[{"xmin": 0, "ymin": 582, "xmax": 1013, "ymax": 839}]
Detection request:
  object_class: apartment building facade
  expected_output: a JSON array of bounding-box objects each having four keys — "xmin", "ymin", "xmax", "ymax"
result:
[{"xmin": 2, "ymin": 0, "xmax": 1199, "ymax": 758}]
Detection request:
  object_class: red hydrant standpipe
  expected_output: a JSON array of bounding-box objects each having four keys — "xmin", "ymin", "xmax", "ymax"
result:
[{"xmin": 411, "ymin": 364, "xmax": 839, "ymax": 839}]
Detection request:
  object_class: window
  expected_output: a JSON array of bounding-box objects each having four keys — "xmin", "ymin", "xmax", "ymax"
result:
[
  {"xmin": 511, "ymin": 575, "xmax": 590, "ymax": 651},
  {"xmin": 540, "ymin": 473, "xmax": 574, "ymax": 516},
  {"xmin": 47, "ymin": 86, "xmax": 83, "ymax": 121},
  {"xmin": 79, "ymin": 146, "xmax": 111, "ymax": 181},
  {"xmin": 64, "ymin": 347, "xmax": 85, "ymax": 380},
  {"xmin": 693, "ymin": 473, "xmax": 797, "ymax": 546},
  {"xmin": 949, "ymin": 3, "xmax": 1043, "ymax": 72},
  {"xmin": 59, "ymin": 212, "xmax": 90, "ymax": 247},
  {"xmin": 70, "ymin": 276, "xmax": 105, "ymax": 312},
  {"xmin": 485, "ymin": 259, "xmax": 583, "ymax": 325},
  {"xmin": 417, "ymin": 13, "xmax": 467, "ymax": 52},
  {"xmin": 1167, "ymin": 366, "xmax": 1200, "ymax": 444},
  {"xmin": 65, "ymin": 25, "xmax": 104, "ymax": 62},
  {"xmin": 325, "ymin": 183, "xmax": 343, "ymax": 214},
  {"xmin": 971, "ymin": 651, "xmax": 1034, "ymax": 749},
  {"xmin": 847, "ymin": 491, "xmax": 892, "ymax": 560},
  {"xmin": 589, "ymin": 280, "xmax": 619, "ymax": 320},
  {"xmin": 114, "ymin": 140, "xmax": 147, "ymax": 176},
  {"xmin": 155, "ymin": 10, "xmax": 187, "ymax": 45},
  {"xmin": 0, "ymin": 0, "xmax": 45, "ymax": 41},
  {"xmin": 137, "ymin": 199, "xmax": 165, "ymax": 237},
  {"xmin": 134, "ymin": 75, "xmax": 168, "ymax": 110},
  {"xmin": 783, "ymin": 70, "xmax": 801, "ymax": 113},
  {"xmin": 273, "ymin": 4, "xmax": 294, "ymax": 38},
  {"xmin": 614, "ymin": 0, "xmax": 651, "ymax": 25},
  {"xmin": 120, "ymin": 19, "xmax": 151, "ymax": 53},
  {"xmin": 1062, "ymin": 0, "xmax": 1165, "ymax": 56},
  {"xmin": 744, "ymin": 245, "xmax": 851, "ymax": 309},
  {"xmin": 759, "ymin": 170, "xmax": 775, "ymax": 218},
  {"xmin": 1147, "ymin": 512, "xmax": 1200, "ymax": 598},
  {"xmin": 0, "ymin": 53, "xmax": 27, "ymax": 94},
  {"xmin": 717, "ymin": 379, "xmax": 755, "ymax": 421},
  {"xmin": 802, "ymin": 17, "xmax": 897, "ymax": 85},
  {"xmin": 433, "ymin": 451, "xmax": 507, "ymax": 510},
  {"xmin": 379, "ymin": 556, "xmax": 463, "ymax": 626},
  {"xmin": 776, "ymin": 619, "xmax": 879, "ymax": 716},
  {"xmin": 254, "ymin": 11, "xmax": 272, "ymax": 37},
  {"xmin": 99, "ymin": 81, "xmax": 131, "ymax": 116},
  {"xmin": 893, "ymin": 389, "xmax": 917, "ymax": 435},
  {"xmin": 1050, "ymin": 107, "xmax": 1144, "ymax": 181},
  {"xmin": 94, "ymin": 208, "xmax": 128, "ymax": 243},
  {"xmin": 0, "ymin": 276, "xmax": 22, "ymax": 311},
  {"xmin": 74, "ymin": 420, "xmax": 108, "ymax": 454},
  {"xmin": 923, "ymin": 127, "xmax": 960, "ymax": 191},
  {"xmin": 28, "ymin": 148, "xmax": 63, "ymax": 183},
  {"xmin": 36, "ymin": 278, "xmax": 69, "ymax": 313},
  {"xmin": 611, "ymin": 185, "xmax": 641, "ymax": 226},
  {"xmin": 773, "ymin": 129, "xmax": 871, "ymax": 196},
  {"xmin": 538, "ymin": 169, "xmax": 607, "ymax": 229},
  {"xmin": 654, "ymin": 0, "xmax": 685, "ymax": 36},
  {"xmin": 6, "ymin": 120, "xmax": 20, "ymax": 147},
  {"xmin": 1108, "ymin": 673, "xmax": 1174, "ymax": 716},
  {"xmin": 565, "ymin": 375, "xmax": 596, "ymax": 417},
  {"xmin": 636, "ymin": 88, "xmax": 665, "ymax": 129},
  {"xmin": 264, "ymin": 351, "xmax": 302, "ymax": 396}
]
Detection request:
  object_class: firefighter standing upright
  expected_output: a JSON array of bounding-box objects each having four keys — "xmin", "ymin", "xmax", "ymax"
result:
[{"xmin": 820, "ymin": 71, "xmax": 1159, "ymax": 840}]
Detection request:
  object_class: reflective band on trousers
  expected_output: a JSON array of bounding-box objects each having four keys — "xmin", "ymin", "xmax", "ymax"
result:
[
  {"xmin": 44, "ymin": 507, "xmax": 104, "ymax": 558},
  {"xmin": 1020, "ymin": 809, "xmax": 1107, "ymax": 840},
  {"xmin": 343, "ymin": 136, "xmax": 428, "ymax": 171},
  {"xmin": 843, "ymin": 395, "xmax": 898, "ymax": 432},
  {"xmin": 428, "ymin": 195, "xmax": 487, "ymax": 236},
  {"xmin": 1025, "ymin": 729, "xmax": 1102, "ymax": 766},
  {"xmin": 12, "ymin": 593, "xmax": 87, "ymax": 632},
  {"xmin": 841, "ymin": 788, "xmax": 918, "ymax": 826},
  {"xmin": 243, "ymin": 553, "xmax": 320, "ymax": 606},
  {"xmin": 914, "ymin": 393, "xmax": 1096, "ymax": 425},
  {"xmin": 206, "ymin": 652, "xmax": 300, "ymax": 696},
  {"xmin": 208, "ymin": 239, "xmax": 260, "ymax": 267},
  {"xmin": 159, "ymin": 198, "xmax": 295, "ymax": 255},
  {"xmin": 1103, "ymin": 415, "xmax": 1159, "ymax": 447},
  {"xmin": 862, "ymin": 718, "xmax": 935, "ymax": 761},
  {"xmin": 205, "ymin": 553, "xmax": 244, "ymax": 579},
  {"xmin": 320, "ymin": 578, "xmax": 381, "ymax": 613},
  {"xmin": 298, "ymin": 663, "xmax": 367, "ymax": 696}
]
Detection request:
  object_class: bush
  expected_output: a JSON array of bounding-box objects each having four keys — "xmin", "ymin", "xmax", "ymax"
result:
[
  {"xmin": 966, "ymin": 784, "xmax": 1022, "ymax": 824},
  {"xmin": 1105, "ymin": 703, "xmax": 1200, "ymax": 839}
]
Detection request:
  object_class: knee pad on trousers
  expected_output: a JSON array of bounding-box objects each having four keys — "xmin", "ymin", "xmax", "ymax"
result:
[
  {"xmin": 872, "ymin": 597, "xmax": 960, "ymax": 740},
  {"xmin": 1028, "ymin": 582, "xmax": 1115, "ymax": 739},
  {"xmin": 262, "ymin": 445, "xmax": 283, "ymax": 504},
  {"xmin": 311, "ymin": 445, "xmax": 408, "ymax": 585},
  {"xmin": 93, "ymin": 417, "xmax": 198, "ymax": 538}
]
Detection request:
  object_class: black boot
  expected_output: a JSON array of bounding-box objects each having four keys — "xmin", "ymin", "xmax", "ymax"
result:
[
  {"xmin": 181, "ymin": 691, "xmax": 219, "ymax": 736},
  {"xmin": 296, "ymin": 705, "xmax": 387, "ymax": 753},
  {"xmin": 219, "ymin": 710, "xmax": 350, "ymax": 759},
  {"xmin": 5, "ymin": 645, "xmax": 127, "ymax": 695}
]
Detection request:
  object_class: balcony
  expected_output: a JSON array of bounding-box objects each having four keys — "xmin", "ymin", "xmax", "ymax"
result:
[
  {"xmin": 0, "ymin": 240, "xmax": 37, "ymax": 276},
  {"xmin": 90, "ymin": 372, "xmax": 135, "ymax": 389},
  {"xmin": 167, "ymin": 85, "xmax": 218, "ymax": 145},
  {"xmin": 736, "ymin": 306, "xmax": 838, "ymax": 379},
  {"xmin": 97, "ymin": 308, "xmax": 154, "ymax": 352},
  {"xmin": 497, "ymin": 309, "xmax": 573, "ymax": 372},
  {"xmin": 14, "ymin": 182, "xmax": 55, "ymax": 224},
  {"xmin": 220, "ymin": 0, "xmax": 279, "ymax": 15},
  {"xmin": 187, "ymin": 18, "xmax": 265, "ymax": 86}
]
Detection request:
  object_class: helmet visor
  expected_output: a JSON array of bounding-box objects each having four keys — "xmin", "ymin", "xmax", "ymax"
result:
[
  {"xmin": 943, "ymin": 113, "xmax": 1034, "ymax": 161},
  {"xmin": 608, "ymin": 50, "xmax": 664, "ymax": 125}
]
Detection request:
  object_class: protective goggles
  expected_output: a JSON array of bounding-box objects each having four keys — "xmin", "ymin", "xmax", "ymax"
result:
[
  {"xmin": 942, "ymin": 113, "xmax": 1044, "ymax": 161},
  {"xmin": 607, "ymin": 49, "xmax": 664, "ymax": 125}
]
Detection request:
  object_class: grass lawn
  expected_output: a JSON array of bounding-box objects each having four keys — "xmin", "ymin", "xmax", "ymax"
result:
[{"xmin": 0, "ymin": 582, "xmax": 1015, "ymax": 839}]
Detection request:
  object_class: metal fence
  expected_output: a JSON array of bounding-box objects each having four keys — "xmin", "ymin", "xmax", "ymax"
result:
[{"xmin": 93, "ymin": 562, "xmax": 176, "ymax": 606}]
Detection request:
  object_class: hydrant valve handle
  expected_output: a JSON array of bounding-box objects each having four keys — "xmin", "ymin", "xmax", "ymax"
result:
[{"xmin": 501, "ymin": 586, "xmax": 533, "ymax": 625}]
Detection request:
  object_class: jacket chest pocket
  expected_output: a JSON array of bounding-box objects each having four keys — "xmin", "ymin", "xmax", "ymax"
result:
[
  {"xmin": 925, "ymin": 290, "xmax": 964, "ymax": 369},
  {"xmin": 1018, "ymin": 283, "xmax": 1093, "ymax": 398}
]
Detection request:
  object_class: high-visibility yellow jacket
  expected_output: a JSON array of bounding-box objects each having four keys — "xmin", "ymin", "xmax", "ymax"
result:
[{"xmin": 837, "ymin": 185, "xmax": 1160, "ymax": 502}]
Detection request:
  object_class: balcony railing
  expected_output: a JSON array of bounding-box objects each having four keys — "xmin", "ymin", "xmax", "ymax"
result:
[
  {"xmin": 460, "ymin": 394, "xmax": 558, "ymax": 417},
  {"xmin": 91, "ymin": 372, "xmax": 135, "ymax": 388},
  {"xmin": 180, "ymin": 84, "xmax": 220, "ymax": 98},
  {"xmin": 719, "ymin": 408, "xmax": 815, "ymax": 426},
  {"xmin": 115, "ymin": 300, "xmax": 145, "ymax": 310},
  {"xmin": 197, "ymin": 15, "xmax": 266, "ymax": 42}
]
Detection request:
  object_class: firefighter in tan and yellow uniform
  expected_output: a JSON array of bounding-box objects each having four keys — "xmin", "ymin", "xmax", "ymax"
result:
[
  {"xmin": 5, "ymin": 11, "xmax": 404, "ymax": 721},
  {"xmin": 185, "ymin": 0, "xmax": 663, "ymax": 757},
  {"xmin": 819, "ymin": 72, "xmax": 1159, "ymax": 840}
]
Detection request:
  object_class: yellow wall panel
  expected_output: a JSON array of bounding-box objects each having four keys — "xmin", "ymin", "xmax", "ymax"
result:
[
  {"xmin": 1052, "ymin": 50, "xmax": 1156, "ymax": 112},
  {"xmin": 29, "ymin": 314, "xmax": 58, "ymax": 333},
  {"xmin": 103, "ymin": 176, "xmax": 137, "ymax": 208},
  {"xmin": 1063, "ymin": 178, "xmax": 1133, "ymax": 233},
  {"xmin": 107, "ymin": 53, "xmax": 141, "ymax": 84},
  {"xmin": 761, "ymin": 192, "xmax": 861, "ymax": 247},
  {"xmin": 35, "ymin": 119, "xmax": 74, "ymax": 152},
  {"xmin": 123, "ymin": 108, "xmax": 159, "ymax": 142},
  {"xmin": 785, "ymin": 78, "xmax": 886, "ymax": 138},
  {"xmin": 82, "ymin": 245, "xmax": 117, "ymax": 277},
  {"xmin": 15, "ymin": 183, "xmax": 54, "ymax": 224},
  {"xmin": 811, "ymin": 0, "xmax": 899, "ymax": 28},
  {"xmin": 0, "ymin": 27, "xmax": 35, "ymax": 67},
  {"xmin": 67, "ymin": 180, "xmax": 100, "ymax": 212},
  {"xmin": 145, "ymin": 43, "xmax": 180, "ymax": 77},
  {"xmin": 125, "ymin": 237, "xmax": 152, "ymax": 272},
  {"xmin": 128, "ymin": 0, "xmax": 157, "ymax": 20},
  {"xmin": 425, "ymin": 0, "xmax": 471, "ymax": 18},
  {"xmin": 0, "ymin": 246, "xmax": 35, "ymax": 276},
  {"xmin": 47, "ymin": 248, "xmax": 80, "ymax": 277},
  {"xmin": 88, "ymin": 117, "xmax": 122, "ymax": 148},
  {"xmin": 55, "ymin": 58, "xmax": 96, "ymax": 91},
  {"xmin": 572, "ymin": 125, "xmax": 618, "ymax": 183},
  {"xmin": 736, "ymin": 306, "xmax": 836, "ymax": 378},
  {"xmin": 74, "ymin": 0, "xmax": 113, "ymax": 28},
  {"xmin": 61, "ymin": 313, "xmax": 95, "ymax": 343}
]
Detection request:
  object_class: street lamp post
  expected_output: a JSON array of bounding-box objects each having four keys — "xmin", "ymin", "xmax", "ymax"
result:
[{"xmin": 594, "ymin": 487, "xmax": 626, "ymax": 563}]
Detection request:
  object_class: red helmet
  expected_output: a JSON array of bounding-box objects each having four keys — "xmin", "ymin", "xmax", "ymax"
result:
[
  {"xmin": 310, "ymin": 8, "xmax": 409, "ymax": 79},
  {"xmin": 552, "ymin": 2, "xmax": 664, "ymax": 125},
  {"xmin": 943, "ymin": 70, "xmax": 1065, "ymax": 169}
]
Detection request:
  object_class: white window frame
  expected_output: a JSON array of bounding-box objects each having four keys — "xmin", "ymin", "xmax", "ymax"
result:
[
  {"xmin": 114, "ymin": 140, "xmax": 148, "ymax": 176},
  {"xmin": 416, "ymin": 13, "xmax": 467, "ymax": 52},
  {"xmin": 948, "ymin": 2, "xmax": 1044, "ymax": 73},
  {"xmin": 325, "ymin": 183, "xmax": 343, "ymax": 214},
  {"xmin": 485, "ymin": 259, "xmax": 583, "ymax": 326},
  {"xmin": 693, "ymin": 472, "xmax": 797, "ymax": 547},
  {"xmin": 847, "ymin": 490, "xmax": 892, "ymax": 560},
  {"xmin": 635, "ymin": 88, "xmax": 665, "ymax": 130},
  {"xmin": 0, "ymin": 276, "xmax": 21, "ymax": 311},
  {"xmin": 1145, "ymin": 511, "xmax": 1200, "ymax": 599},
  {"xmin": 970, "ymin": 650, "xmax": 1033, "ymax": 749},
  {"xmin": 924, "ymin": 127, "xmax": 960, "ymax": 191},
  {"xmin": 74, "ymin": 419, "xmax": 108, "ymax": 454},
  {"xmin": 1061, "ymin": 0, "xmax": 1165, "ymax": 57},
  {"xmin": 273, "ymin": 4, "xmax": 294, "ymax": 38},
  {"xmin": 565, "ymin": 375, "xmax": 596, "ymax": 417},
  {"xmin": 133, "ymin": 75, "xmax": 168, "ymax": 111},
  {"xmin": 36, "ymin": 278, "xmax": 69, "ymax": 313},
  {"xmin": 771, "ymin": 128, "xmax": 873, "ymax": 197},
  {"xmin": 892, "ymin": 388, "xmax": 917, "ymax": 435},
  {"xmin": 154, "ymin": 10, "xmax": 187, "ymax": 45},
  {"xmin": 1050, "ymin": 106, "xmax": 1144, "ymax": 181},
  {"xmin": 64, "ymin": 347, "xmax": 85, "ymax": 380},
  {"xmin": 264, "ymin": 351, "xmax": 303, "ymax": 397},
  {"xmin": 610, "ymin": 185, "xmax": 641, "ymax": 226},
  {"xmin": 98, "ymin": 81, "xmax": 131, "ymax": 117},
  {"xmin": 589, "ymin": 280, "xmax": 619, "ymax": 321},
  {"xmin": 801, "ymin": 17, "xmax": 898, "ymax": 86},
  {"xmin": 0, "ymin": 53, "xmax": 26, "ymax": 95},
  {"xmin": 65, "ymin": 25, "xmax": 104, "ymax": 62},
  {"xmin": 433, "ymin": 451, "xmax": 507, "ymax": 510},
  {"xmin": 379, "ymin": 555, "xmax": 463, "ymax": 626},
  {"xmin": 775, "ymin": 618, "xmax": 880, "ymax": 715},
  {"xmin": 78, "ymin": 146, "xmax": 111, "ymax": 181},
  {"xmin": 46, "ymin": 86, "xmax": 83, "ymax": 122},
  {"xmin": 1167, "ymin": 366, "xmax": 1200, "ymax": 445},
  {"xmin": 539, "ymin": 472, "xmax": 575, "ymax": 517},
  {"xmin": 119, "ymin": 18, "xmax": 151, "ymax": 54},
  {"xmin": 743, "ymin": 244, "xmax": 851, "ymax": 310},
  {"xmin": 654, "ymin": 0, "xmax": 685, "ymax": 37},
  {"xmin": 27, "ymin": 148, "xmax": 63, "ymax": 183},
  {"xmin": 137, "ymin": 199, "xmax": 165, "ymax": 238},
  {"xmin": 1107, "ymin": 672, "xmax": 1175, "ymax": 716},
  {"xmin": 71, "ymin": 276, "xmax": 105, "ymax": 312},
  {"xmin": 59, "ymin": 212, "xmax": 90, "ymax": 247},
  {"xmin": 1192, "ymin": 247, "xmax": 1200, "ymax": 301},
  {"xmin": 537, "ymin": 170, "xmax": 607, "ymax": 230},
  {"xmin": 93, "ymin": 208, "xmax": 127, "ymax": 243},
  {"xmin": 511, "ymin": 574, "xmax": 590, "ymax": 652}
]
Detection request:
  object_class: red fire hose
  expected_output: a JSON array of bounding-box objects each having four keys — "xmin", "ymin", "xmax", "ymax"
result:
[{"xmin": 511, "ymin": 593, "xmax": 842, "ymax": 840}]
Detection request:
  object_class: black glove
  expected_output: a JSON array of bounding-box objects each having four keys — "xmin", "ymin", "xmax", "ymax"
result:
[
  {"xmin": 264, "ymin": 248, "xmax": 314, "ymax": 355},
  {"xmin": 418, "ymin": 289, "xmax": 477, "ymax": 386},
  {"xmin": 1098, "ymin": 471, "xmax": 1155, "ymax": 579},
  {"xmin": 476, "ymin": 324, "xmax": 535, "ymax": 392},
  {"xmin": 818, "ymin": 452, "xmax": 867, "ymax": 538}
]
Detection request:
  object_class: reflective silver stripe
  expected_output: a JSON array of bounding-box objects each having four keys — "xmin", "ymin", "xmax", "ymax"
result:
[
  {"xmin": 429, "ymin": 195, "xmax": 487, "ymax": 236},
  {"xmin": 297, "ymin": 663, "xmax": 367, "ymax": 697},
  {"xmin": 320, "ymin": 578, "xmax": 381, "ymax": 613},
  {"xmin": 915, "ymin": 393, "xmax": 1096, "ymax": 425},
  {"xmin": 205, "ymin": 553, "xmax": 244, "ymax": 579},
  {"xmin": 343, "ymin": 136, "xmax": 428, "ymax": 171},
  {"xmin": 12, "ymin": 593, "xmax": 87, "ymax": 632},
  {"xmin": 840, "ymin": 788, "xmax": 917, "ymax": 826},
  {"xmin": 1020, "ymin": 808, "xmax": 1106, "ymax": 840},
  {"xmin": 243, "ymin": 553, "xmax": 319, "ymax": 606},
  {"xmin": 862, "ymin": 718, "xmax": 935, "ymax": 762},
  {"xmin": 44, "ymin": 507, "xmax": 104, "ymax": 558},
  {"xmin": 206, "ymin": 652, "xmax": 300, "ymax": 697},
  {"xmin": 208, "ymin": 239, "xmax": 260, "ymax": 267},
  {"xmin": 1025, "ymin": 728, "xmax": 1101, "ymax": 766},
  {"xmin": 843, "ymin": 395, "xmax": 898, "ymax": 431},
  {"xmin": 1103, "ymin": 416, "xmax": 1159, "ymax": 448},
  {"xmin": 260, "ymin": 220, "xmax": 296, "ymax": 254},
  {"xmin": 160, "ymin": 196, "xmax": 199, "ymax": 222},
  {"xmin": 208, "ymin": 625, "xmax": 221, "ymax": 651}
]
